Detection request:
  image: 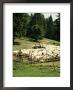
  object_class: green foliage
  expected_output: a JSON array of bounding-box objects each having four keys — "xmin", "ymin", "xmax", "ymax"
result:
[
  {"xmin": 45, "ymin": 14, "xmax": 60, "ymax": 41},
  {"xmin": 13, "ymin": 61, "xmax": 60, "ymax": 77},
  {"xmin": 30, "ymin": 25, "xmax": 43, "ymax": 41},
  {"xmin": 45, "ymin": 15, "xmax": 54, "ymax": 39},
  {"xmin": 13, "ymin": 13, "xmax": 60, "ymax": 42},
  {"xmin": 26, "ymin": 13, "xmax": 46, "ymax": 38},
  {"xmin": 53, "ymin": 13, "xmax": 60, "ymax": 41},
  {"xmin": 13, "ymin": 13, "xmax": 30, "ymax": 41}
]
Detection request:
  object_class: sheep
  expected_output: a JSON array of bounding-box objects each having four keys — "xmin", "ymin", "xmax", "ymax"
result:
[
  {"xmin": 13, "ymin": 50, "xmax": 19, "ymax": 57},
  {"xmin": 13, "ymin": 44, "xmax": 60, "ymax": 63}
]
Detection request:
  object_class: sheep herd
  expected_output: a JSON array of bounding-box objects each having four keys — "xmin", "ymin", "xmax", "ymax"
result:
[{"xmin": 13, "ymin": 44, "xmax": 60, "ymax": 63}]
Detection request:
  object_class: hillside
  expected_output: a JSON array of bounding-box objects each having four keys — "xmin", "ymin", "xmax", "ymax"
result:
[
  {"xmin": 13, "ymin": 37, "xmax": 60, "ymax": 50},
  {"xmin": 13, "ymin": 38, "xmax": 60, "ymax": 77}
]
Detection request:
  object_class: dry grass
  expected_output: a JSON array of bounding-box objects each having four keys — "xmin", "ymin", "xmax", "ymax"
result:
[{"xmin": 13, "ymin": 37, "xmax": 60, "ymax": 50}]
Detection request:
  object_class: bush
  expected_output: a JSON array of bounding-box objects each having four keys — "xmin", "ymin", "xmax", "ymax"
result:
[{"xmin": 30, "ymin": 25, "xmax": 43, "ymax": 42}]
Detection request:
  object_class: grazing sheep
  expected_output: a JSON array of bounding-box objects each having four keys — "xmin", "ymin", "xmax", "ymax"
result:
[
  {"xmin": 13, "ymin": 50, "xmax": 19, "ymax": 56},
  {"xmin": 13, "ymin": 44, "xmax": 60, "ymax": 63}
]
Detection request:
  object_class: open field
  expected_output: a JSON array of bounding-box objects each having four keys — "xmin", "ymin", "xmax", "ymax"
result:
[
  {"xmin": 13, "ymin": 38, "xmax": 60, "ymax": 77},
  {"xmin": 13, "ymin": 61, "xmax": 60, "ymax": 77}
]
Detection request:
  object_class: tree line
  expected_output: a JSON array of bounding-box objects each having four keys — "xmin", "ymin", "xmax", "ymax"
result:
[{"xmin": 13, "ymin": 13, "xmax": 60, "ymax": 42}]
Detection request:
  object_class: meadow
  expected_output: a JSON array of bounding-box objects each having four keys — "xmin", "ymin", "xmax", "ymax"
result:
[
  {"xmin": 13, "ymin": 38, "xmax": 60, "ymax": 77},
  {"xmin": 13, "ymin": 60, "xmax": 60, "ymax": 77}
]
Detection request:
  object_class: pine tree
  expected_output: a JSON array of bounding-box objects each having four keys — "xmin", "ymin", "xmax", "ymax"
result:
[
  {"xmin": 53, "ymin": 13, "xmax": 60, "ymax": 41},
  {"xmin": 45, "ymin": 15, "xmax": 54, "ymax": 39},
  {"xmin": 26, "ymin": 13, "xmax": 46, "ymax": 38},
  {"xmin": 13, "ymin": 13, "xmax": 30, "ymax": 42},
  {"xmin": 30, "ymin": 25, "xmax": 42, "ymax": 41}
]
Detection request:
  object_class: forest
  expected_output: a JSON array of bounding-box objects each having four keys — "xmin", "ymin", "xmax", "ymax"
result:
[{"xmin": 13, "ymin": 13, "xmax": 60, "ymax": 42}]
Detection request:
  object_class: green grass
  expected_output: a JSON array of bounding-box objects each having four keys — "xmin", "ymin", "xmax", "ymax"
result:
[
  {"xmin": 13, "ymin": 37, "xmax": 60, "ymax": 77},
  {"xmin": 13, "ymin": 37, "xmax": 60, "ymax": 50},
  {"xmin": 13, "ymin": 61, "xmax": 60, "ymax": 77}
]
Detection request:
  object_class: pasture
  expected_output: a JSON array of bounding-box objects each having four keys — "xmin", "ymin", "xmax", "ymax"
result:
[
  {"xmin": 13, "ymin": 38, "xmax": 60, "ymax": 77},
  {"xmin": 13, "ymin": 61, "xmax": 60, "ymax": 77}
]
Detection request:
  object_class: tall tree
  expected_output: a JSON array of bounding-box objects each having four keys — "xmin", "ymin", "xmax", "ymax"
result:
[
  {"xmin": 45, "ymin": 15, "xmax": 54, "ymax": 39},
  {"xmin": 53, "ymin": 13, "xmax": 60, "ymax": 41},
  {"xmin": 26, "ymin": 13, "xmax": 46, "ymax": 38},
  {"xmin": 13, "ymin": 13, "xmax": 30, "ymax": 42},
  {"xmin": 21, "ymin": 13, "xmax": 30, "ymax": 37},
  {"xmin": 30, "ymin": 25, "xmax": 42, "ymax": 41},
  {"xmin": 13, "ymin": 13, "xmax": 24, "ymax": 39}
]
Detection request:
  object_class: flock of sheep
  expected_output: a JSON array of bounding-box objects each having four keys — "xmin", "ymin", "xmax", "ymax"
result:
[{"xmin": 13, "ymin": 44, "xmax": 60, "ymax": 63}]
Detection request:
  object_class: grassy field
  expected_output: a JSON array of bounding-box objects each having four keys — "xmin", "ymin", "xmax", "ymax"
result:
[
  {"xmin": 13, "ymin": 37, "xmax": 60, "ymax": 50},
  {"xmin": 13, "ymin": 61, "xmax": 60, "ymax": 77},
  {"xmin": 13, "ymin": 37, "xmax": 60, "ymax": 77}
]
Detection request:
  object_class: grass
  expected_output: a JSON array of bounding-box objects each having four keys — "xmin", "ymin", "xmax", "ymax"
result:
[
  {"xmin": 13, "ymin": 37, "xmax": 60, "ymax": 77},
  {"xmin": 13, "ymin": 37, "xmax": 35, "ymax": 50},
  {"xmin": 13, "ymin": 61, "xmax": 60, "ymax": 77},
  {"xmin": 13, "ymin": 37, "xmax": 60, "ymax": 50}
]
